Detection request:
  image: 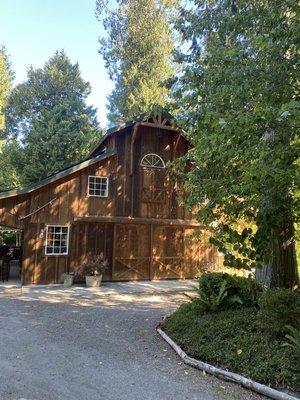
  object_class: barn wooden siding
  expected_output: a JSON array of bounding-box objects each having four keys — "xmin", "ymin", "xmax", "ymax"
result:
[{"xmin": 0, "ymin": 120, "xmax": 223, "ymax": 284}]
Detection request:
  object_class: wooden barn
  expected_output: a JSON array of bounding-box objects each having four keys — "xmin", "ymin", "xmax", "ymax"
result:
[{"xmin": 0, "ymin": 113, "xmax": 223, "ymax": 284}]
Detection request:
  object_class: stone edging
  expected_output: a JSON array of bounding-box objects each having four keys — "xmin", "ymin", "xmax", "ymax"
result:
[{"xmin": 156, "ymin": 326, "xmax": 298, "ymax": 400}]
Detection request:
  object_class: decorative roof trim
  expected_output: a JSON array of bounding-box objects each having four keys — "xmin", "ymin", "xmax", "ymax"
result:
[
  {"xmin": 0, "ymin": 150, "xmax": 117, "ymax": 200},
  {"xmin": 88, "ymin": 111, "xmax": 188, "ymax": 158}
]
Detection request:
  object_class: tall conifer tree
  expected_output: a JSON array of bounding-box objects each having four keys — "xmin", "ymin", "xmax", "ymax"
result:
[
  {"xmin": 96, "ymin": 0, "xmax": 178, "ymax": 125},
  {"xmin": 6, "ymin": 51, "xmax": 100, "ymax": 185},
  {"xmin": 0, "ymin": 47, "xmax": 20, "ymax": 190},
  {"xmin": 0, "ymin": 46, "xmax": 14, "ymax": 132}
]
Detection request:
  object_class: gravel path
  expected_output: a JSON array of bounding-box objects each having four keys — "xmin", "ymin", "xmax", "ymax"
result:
[{"xmin": 0, "ymin": 288, "xmax": 266, "ymax": 400}]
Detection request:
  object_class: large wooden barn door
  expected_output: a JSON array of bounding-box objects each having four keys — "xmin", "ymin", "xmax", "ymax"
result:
[
  {"xmin": 151, "ymin": 226, "xmax": 201, "ymax": 279},
  {"xmin": 112, "ymin": 224, "xmax": 150, "ymax": 281},
  {"xmin": 70, "ymin": 222, "xmax": 113, "ymax": 281},
  {"xmin": 152, "ymin": 226, "xmax": 185, "ymax": 279}
]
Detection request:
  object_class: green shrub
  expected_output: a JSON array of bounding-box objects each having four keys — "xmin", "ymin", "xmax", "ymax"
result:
[
  {"xmin": 164, "ymin": 305, "xmax": 298, "ymax": 390},
  {"xmin": 198, "ymin": 280, "xmax": 243, "ymax": 312},
  {"xmin": 258, "ymin": 289, "xmax": 300, "ymax": 336},
  {"xmin": 199, "ymin": 272, "xmax": 263, "ymax": 309},
  {"xmin": 283, "ymin": 326, "xmax": 300, "ymax": 387},
  {"xmin": 284, "ymin": 326, "xmax": 300, "ymax": 351}
]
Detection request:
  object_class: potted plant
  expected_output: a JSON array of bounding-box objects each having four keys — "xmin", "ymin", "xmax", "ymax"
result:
[
  {"xmin": 76, "ymin": 253, "xmax": 108, "ymax": 288},
  {"xmin": 61, "ymin": 272, "xmax": 74, "ymax": 287}
]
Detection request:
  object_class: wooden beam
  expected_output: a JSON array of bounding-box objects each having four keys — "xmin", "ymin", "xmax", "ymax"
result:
[
  {"xmin": 130, "ymin": 122, "xmax": 140, "ymax": 216},
  {"xmin": 74, "ymin": 215, "xmax": 202, "ymax": 227},
  {"xmin": 130, "ymin": 123, "xmax": 140, "ymax": 176},
  {"xmin": 174, "ymin": 132, "xmax": 182, "ymax": 153},
  {"xmin": 140, "ymin": 122, "xmax": 180, "ymax": 132}
]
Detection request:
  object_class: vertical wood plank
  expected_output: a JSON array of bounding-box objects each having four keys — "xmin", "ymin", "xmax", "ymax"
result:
[
  {"xmin": 149, "ymin": 223, "xmax": 153, "ymax": 280},
  {"xmin": 111, "ymin": 223, "xmax": 116, "ymax": 280}
]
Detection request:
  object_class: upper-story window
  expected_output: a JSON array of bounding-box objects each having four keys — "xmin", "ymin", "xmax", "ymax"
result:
[
  {"xmin": 88, "ymin": 176, "xmax": 109, "ymax": 197},
  {"xmin": 140, "ymin": 153, "xmax": 165, "ymax": 169}
]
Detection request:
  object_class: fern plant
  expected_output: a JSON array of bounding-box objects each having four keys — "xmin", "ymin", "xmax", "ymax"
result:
[
  {"xmin": 198, "ymin": 280, "xmax": 242, "ymax": 312},
  {"xmin": 283, "ymin": 326, "xmax": 300, "ymax": 350},
  {"xmin": 283, "ymin": 326, "xmax": 300, "ymax": 387}
]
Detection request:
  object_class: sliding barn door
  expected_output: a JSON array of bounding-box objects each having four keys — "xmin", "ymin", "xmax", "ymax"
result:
[
  {"xmin": 69, "ymin": 222, "xmax": 113, "ymax": 281},
  {"xmin": 152, "ymin": 226, "xmax": 185, "ymax": 279},
  {"xmin": 112, "ymin": 224, "xmax": 150, "ymax": 281}
]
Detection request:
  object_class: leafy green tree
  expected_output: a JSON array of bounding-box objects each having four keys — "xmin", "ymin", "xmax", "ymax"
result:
[
  {"xmin": 175, "ymin": 0, "xmax": 299, "ymax": 287},
  {"xmin": 96, "ymin": 0, "xmax": 178, "ymax": 125},
  {"xmin": 0, "ymin": 47, "xmax": 20, "ymax": 191},
  {"xmin": 0, "ymin": 139, "xmax": 22, "ymax": 190},
  {"xmin": 0, "ymin": 46, "xmax": 14, "ymax": 132},
  {"xmin": 5, "ymin": 51, "xmax": 100, "ymax": 185}
]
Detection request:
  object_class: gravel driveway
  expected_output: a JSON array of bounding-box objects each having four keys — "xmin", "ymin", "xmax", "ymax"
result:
[{"xmin": 0, "ymin": 283, "xmax": 266, "ymax": 400}]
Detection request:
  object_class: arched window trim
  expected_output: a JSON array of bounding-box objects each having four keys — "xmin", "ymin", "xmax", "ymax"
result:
[{"xmin": 140, "ymin": 153, "xmax": 166, "ymax": 169}]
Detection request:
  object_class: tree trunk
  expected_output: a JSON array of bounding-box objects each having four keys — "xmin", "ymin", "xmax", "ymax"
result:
[{"xmin": 256, "ymin": 214, "xmax": 299, "ymax": 288}]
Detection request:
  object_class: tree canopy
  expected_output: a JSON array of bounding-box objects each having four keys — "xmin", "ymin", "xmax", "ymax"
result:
[
  {"xmin": 0, "ymin": 47, "xmax": 14, "ymax": 133},
  {"xmin": 96, "ymin": 0, "xmax": 178, "ymax": 125},
  {"xmin": 175, "ymin": 0, "xmax": 299, "ymax": 287},
  {"xmin": 0, "ymin": 139, "xmax": 22, "ymax": 190},
  {"xmin": 5, "ymin": 51, "xmax": 100, "ymax": 185}
]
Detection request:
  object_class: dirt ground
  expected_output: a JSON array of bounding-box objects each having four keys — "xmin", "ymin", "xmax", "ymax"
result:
[{"xmin": 0, "ymin": 282, "xmax": 266, "ymax": 400}]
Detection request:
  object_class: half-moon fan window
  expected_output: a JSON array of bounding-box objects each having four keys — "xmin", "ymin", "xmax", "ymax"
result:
[{"xmin": 140, "ymin": 153, "xmax": 165, "ymax": 169}]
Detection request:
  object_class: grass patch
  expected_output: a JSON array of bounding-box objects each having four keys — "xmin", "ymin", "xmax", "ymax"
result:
[{"xmin": 163, "ymin": 301, "xmax": 299, "ymax": 391}]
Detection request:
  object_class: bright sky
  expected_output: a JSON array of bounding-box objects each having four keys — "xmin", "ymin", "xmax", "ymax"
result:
[{"xmin": 0, "ymin": 0, "xmax": 114, "ymax": 127}]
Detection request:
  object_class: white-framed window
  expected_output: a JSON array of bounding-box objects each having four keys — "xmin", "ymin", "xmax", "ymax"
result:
[
  {"xmin": 45, "ymin": 225, "xmax": 69, "ymax": 255},
  {"xmin": 88, "ymin": 176, "xmax": 109, "ymax": 197},
  {"xmin": 140, "ymin": 153, "xmax": 165, "ymax": 168}
]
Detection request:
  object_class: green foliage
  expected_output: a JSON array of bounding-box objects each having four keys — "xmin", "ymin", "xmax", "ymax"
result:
[
  {"xmin": 0, "ymin": 228, "xmax": 19, "ymax": 246},
  {"xmin": 199, "ymin": 272, "xmax": 263, "ymax": 309},
  {"xmin": 258, "ymin": 289, "xmax": 300, "ymax": 335},
  {"xmin": 283, "ymin": 325, "xmax": 300, "ymax": 386},
  {"xmin": 164, "ymin": 305, "xmax": 298, "ymax": 390},
  {"xmin": 0, "ymin": 46, "xmax": 14, "ymax": 132},
  {"xmin": 284, "ymin": 326, "xmax": 300, "ymax": 351},
  {"xmin": 198, "ymin": 280, "xmax": 235, "ymax": 312},
  {"xmin": 175, "ymin": 0, "xmax": 299, "ymax": 286},
  {"xmin": 96, "ymin": 0, "xmax": 178, "ymax": 125},
  {"xmin": 4, "ymin": 51, "xmax": 100, "ymax": 186},
  {"xmin": 0, "ymin": 139, "xmax": 23, "ymax": 190}
]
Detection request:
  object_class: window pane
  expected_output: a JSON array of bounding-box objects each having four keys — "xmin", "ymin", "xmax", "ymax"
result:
[
  {"xmin": 88, "ymin": 176, "xmax": 108, "ymax": 196},
  {"xmin": 46, "ymin": 226, "xmax": 69, "ymax": 255},
  {"xmin": 141, "ymin": 154, "xmax": 165, "ymax": 168}
]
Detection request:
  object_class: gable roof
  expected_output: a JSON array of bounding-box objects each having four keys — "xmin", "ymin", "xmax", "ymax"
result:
[
  {"xmin": 0, "ymin": 150, "xmax": 116, "ymax": 200},
  {"xmin": 88, "ymin": 110, "xmax": 183, "ymax": 158},
  {"xmin": 0, "ymin": 111, "xmax": 186, "ymax": 201}
]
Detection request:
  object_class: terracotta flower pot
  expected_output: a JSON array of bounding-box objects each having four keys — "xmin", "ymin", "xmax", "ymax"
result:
[{"xmin": 85, "ymin": 275, "xmax": 103, "ymax": 287}]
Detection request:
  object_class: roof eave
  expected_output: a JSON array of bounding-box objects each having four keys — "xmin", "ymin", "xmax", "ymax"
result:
[{"xmin": 0, "ymin": 150, "xmax": 117, "ymax": 200}]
